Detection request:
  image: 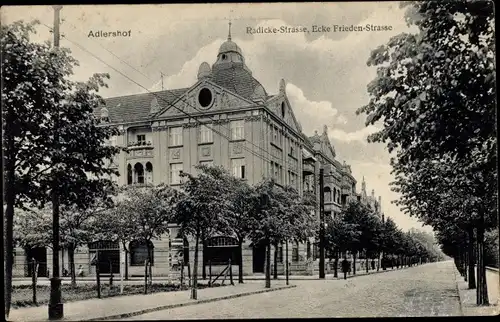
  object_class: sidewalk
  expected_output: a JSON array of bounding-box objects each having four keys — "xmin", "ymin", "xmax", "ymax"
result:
[
  {"xmin": 11, "ymin": 264, "xmax": 421, "ymax": 286},
  {"xmin": 7, "ymin": 282, "xmax": 295, "ymax": 321},
  {"xmin": 245, "ymin": 264, "xmax": 418, "ymax": 280},
  {"xmin": 454, "ymin": 267, "xmax": 499, "ymax": 316}
]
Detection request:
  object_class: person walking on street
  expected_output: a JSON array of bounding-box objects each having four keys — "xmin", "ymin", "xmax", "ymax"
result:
[{"xmin": 341, "ymin": 258, "xmax": 349, "ymax": 280}]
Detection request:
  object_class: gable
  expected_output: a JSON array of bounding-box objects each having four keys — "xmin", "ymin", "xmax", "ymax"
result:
[
  {"xmin": 318, "ymin": 132, "xmax": 336, "ymax": 162},
  {"xmin": 266, "ymin": 94, "xmax": 302, "ymax": 134},
  {"xmin": 156, "ymin": 79, "xmax": 256, "ymax": 118}
]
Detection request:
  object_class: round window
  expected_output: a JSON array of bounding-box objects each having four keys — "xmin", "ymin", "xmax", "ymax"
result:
[{"xmin": 198, "ymin": 88, "xmax": 213, "ymax": 108}]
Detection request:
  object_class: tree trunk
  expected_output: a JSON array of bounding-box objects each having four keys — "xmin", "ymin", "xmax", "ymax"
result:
[
  {"xmin": 238, "ymin": 239, "xmax": 244, "ymax": 284},
  {"xmin": 122, "ymin": 242, "xmax": 129, "ymax": 280},
  {"xmin": 365, "ymin": 250, "xmax": 369, "ymax": 273},
  {"xmin": 468, "ymin": 228, "xmax": 476, "ymax": 289},
  {"xmin": 125, "ymin": 248, "xmax": 129, "ymax": 280},
  {"xmin": 285, "ymin": 240, "xmax": 289, "ymax": 285},
  {"xmin": 333, "ymin": 248, "xmax": 338, "ymax": 278},
  {"xmin": 69, "ymin": 245, "xmax": 76, "ymax": 288},
  {"xmin": 476, "ymin": 224, "xmax": 489, "ymax": 305},
  {"xmin": 202, "ymin": 236, "xmax": 206, "ymax": 280},
  {"xmin": 144, "ymin": 258, "xmax": 148, "ymax": 295},
  {"xmin": 265, "ymin": 239, "xmax": 271, "ymax": 288},
  {"xmin": 462, "ymin": 246, "xmax": 467, "ymax": 279},
  {"xmin": 273, "ymin": 243, "xmax": 278, "ymax": 279},
  {"xmin": 4, "ymin": 114, "xmax": 15, "ymax": 318},
  {"xmin": 353, "ymin": 252, "xmax": 357, "ymax": 275},
  {"xmin": 191, "ymin": 233, "xmax": 199, "ymax": 300}
]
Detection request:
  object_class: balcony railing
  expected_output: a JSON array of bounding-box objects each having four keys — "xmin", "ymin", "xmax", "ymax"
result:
[
  {"xmin": 127, "ymin": 141, "xmax": 153, "ymax": 148},
  {"xmin": 126, "ymin": 141, "xmax": 154, "ymax": 158}
]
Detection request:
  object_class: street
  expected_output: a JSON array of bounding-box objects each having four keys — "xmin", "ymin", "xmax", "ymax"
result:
[{"xmin": 122, "ymin": 261, "xmax": 462, "ymax": 319}]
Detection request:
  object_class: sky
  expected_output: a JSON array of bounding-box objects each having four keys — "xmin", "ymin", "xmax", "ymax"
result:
[{"xmin": 2, "ymin": 2, "xmax": 433, "ymax": 233}]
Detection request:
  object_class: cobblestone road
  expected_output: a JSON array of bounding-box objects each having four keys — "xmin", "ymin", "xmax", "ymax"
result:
[{"xmin": 124, "ymin": 261, "xmax": 462, "ymax": 319}]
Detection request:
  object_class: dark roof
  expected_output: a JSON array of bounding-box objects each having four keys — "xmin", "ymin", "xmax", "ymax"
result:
[
  {"xmin": 211, "ymin": 64, "xmax": 267, "ymax": 100},
  {"xmin": 302, "ymin": 133, "xmax": 314, "ymax": 148},
  {"xmin": 95, "ymin": 88, "xmax": 189, "ymax": 123},
  {"xmin": 308, "ymin": 133, "xmax": 321, "ymax": 144}
]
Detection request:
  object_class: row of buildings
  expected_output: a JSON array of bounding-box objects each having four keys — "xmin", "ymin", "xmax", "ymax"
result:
[{"xmin": 14, "ymin": 27, "xmax": 383, "ymax": 278}]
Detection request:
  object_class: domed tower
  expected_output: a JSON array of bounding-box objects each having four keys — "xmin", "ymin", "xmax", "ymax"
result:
[
  {"xmin": 212, "ymin": 22, "xmax": 250, "ymax": 73},
  {"xmin": 211, "ymin": 22, "xmax": 267, "ymax": 101}
]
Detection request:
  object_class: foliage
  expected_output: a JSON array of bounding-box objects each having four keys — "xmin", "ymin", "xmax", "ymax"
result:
[
  {"xmin": 225, "ymin": 177, "xmax": 259, "ymax": 242},
  {"xmin": 356, "ymin": 1, "xmax": 495, "ymax": 304},
  {"xmin": 14, "ymin": 208, "xmax": 52, "ymax": 250},
  {"xmin": 2, "ymin": 20, "xmax": 121, "ymax": 315},
  {"xmin": 113, "ymin": 184, "xmax": 180, "ymax": 243},
  {"xmin": 175, "ymin": 165, "xmax": 234, "ymax": 239}
]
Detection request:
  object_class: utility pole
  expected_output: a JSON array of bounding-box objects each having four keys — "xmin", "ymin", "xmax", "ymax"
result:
[
  {"xmin": 160, "ymin": 72, "xmax": 164, "ymax": 90},
  {"xmin": 319, "ymin": 168, "xmax": 325, "ymax": 279},
  {"xmin": 48, "ymin": 5, "xmax": 64, "ymax": 320}
]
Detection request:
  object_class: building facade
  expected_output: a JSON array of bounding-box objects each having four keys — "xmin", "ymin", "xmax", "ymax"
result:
[{"xmin": 13, "ymin": 29, "xmax": 382, "ymax": 278}]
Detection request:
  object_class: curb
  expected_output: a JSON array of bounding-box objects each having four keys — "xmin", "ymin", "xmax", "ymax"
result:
[
  {"xmin": 84, "ymin": 284, "xmax": 296, "ymax": 321},
  {"xmin": 453, "ymin": 268, "xmax": 465, "ymax": 316}
]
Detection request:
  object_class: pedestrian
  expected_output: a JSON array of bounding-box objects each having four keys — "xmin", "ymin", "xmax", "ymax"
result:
[
  {"xmin": 371, "ymin": 259, "xmax": 375, "ymax": 270},
  {"xmin": 62, "ymin": 268, "xmax": 69, "ymax": 277},
  {"xmin": 77, "ymin": 264, "xmax": 84, "ymax": 277},
  {"xmin": 341, "ymin": 258, "xmax": 349, "ymax": 280}
]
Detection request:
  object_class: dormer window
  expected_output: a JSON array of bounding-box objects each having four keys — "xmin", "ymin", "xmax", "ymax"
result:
[{"xmin": 222, "ymin": 54, "xmax": 227, "ymax": 60}]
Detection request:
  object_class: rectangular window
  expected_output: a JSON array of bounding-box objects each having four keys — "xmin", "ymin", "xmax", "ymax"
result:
[
  {"xmin": 137, "ymin": 134, "xmax": 146, "ymax": 145},
  {"xmin": 273, "ymin": 126, "xmax": 278, "ymax": 144},
  {"xmin": 231, "ymin": 158, "xmax": 245, "ymax": 179},
  {"xmin": 230, "ymin": 120, "xmax": 244, "ymax": 140},
  {"xmin": 292, "ymin": 242, "xmax": 299, "ymax": 262},
  {"xmin": 170, "ymin": 163, "xmax": 183, "ymax": 184},
  {"xmin": 277, "ymin": 245, "xmax": 283, "ymax": 263},
  {"xmin": 199, "ymin": 124, "xmax": 213, "ymax": 143},
  {"xmin": 169, "ymin": 127, "xmax": 183, "ymax": 146},
  {"xmin": 199, "ymin": 160, "xmax": 213, "ymax": 166}
]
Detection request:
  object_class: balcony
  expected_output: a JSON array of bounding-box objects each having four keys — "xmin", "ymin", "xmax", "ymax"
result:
[
  {"xmin": 126, "ymin": 141, "xmax": 154, "ymax": 158},
  {"xmin": 303, "ymin": 162, "xmax": 315, "ymax": 175},
  {"xmin": 341, "ymin": 187, "xmax": 352, "ymax": 196}
]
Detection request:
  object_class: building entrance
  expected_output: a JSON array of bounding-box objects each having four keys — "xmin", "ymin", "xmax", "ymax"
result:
[
  {"xmin": 25, "ymin": 247, "xmax": 48, "ymax": 277},
  {"xmin": 252, "ymin": 241, "xmax": 266, "ymax": 273}
]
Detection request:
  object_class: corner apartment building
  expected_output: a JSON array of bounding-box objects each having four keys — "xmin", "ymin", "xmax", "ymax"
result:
[{"xmin": 13, "ymin": 29, "xmax": 382, "ymax": 278}]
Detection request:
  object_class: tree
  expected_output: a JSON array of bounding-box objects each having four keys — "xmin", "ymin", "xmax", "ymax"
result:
[
  {"xmin": 14, "ymin": 207, "xmax": 52, "ymax": 251},
  {"xmin": 2, "ymin": 20, "xmax": 120, "ymax": 317},
  {"xmin": 248, "ymin": 179, "xmax": 291, "ymax": 288},
  {"xmin": 113, "ymin": 184, "xmax": 180, "ymax": 294},
  {"xmin": 282, "ymin": 185, "xmax": 318, "ymax": 280},
  {"xmin": 60, "ymin": 195, "xmax": 115, "ymax": 288},
  {"xmin": 175, "ymin": 165, "xmax": 233, "ymax": 299},
  {"xmin": 226, "ymin": 177, "xmax": 259, "ymax": 283},
  {"xmin": 380, "ymin": 217, "xmax": 399, "ymax": 268},
  {"xmin": 325, "ymin": 214, "xmax": 358, "ymax": 277},
  {"xmin": 342, "ymin": 200, "xmax": 371, "ymax": 275},
  {"xmin": 356, "ymin": 0, "xmax": 495, "ymax": 305}
]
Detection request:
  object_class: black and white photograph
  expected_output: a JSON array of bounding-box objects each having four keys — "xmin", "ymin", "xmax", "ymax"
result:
[{"xmin": 1, "ymin": 1, "xmax": 497, "ymax": 320}]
